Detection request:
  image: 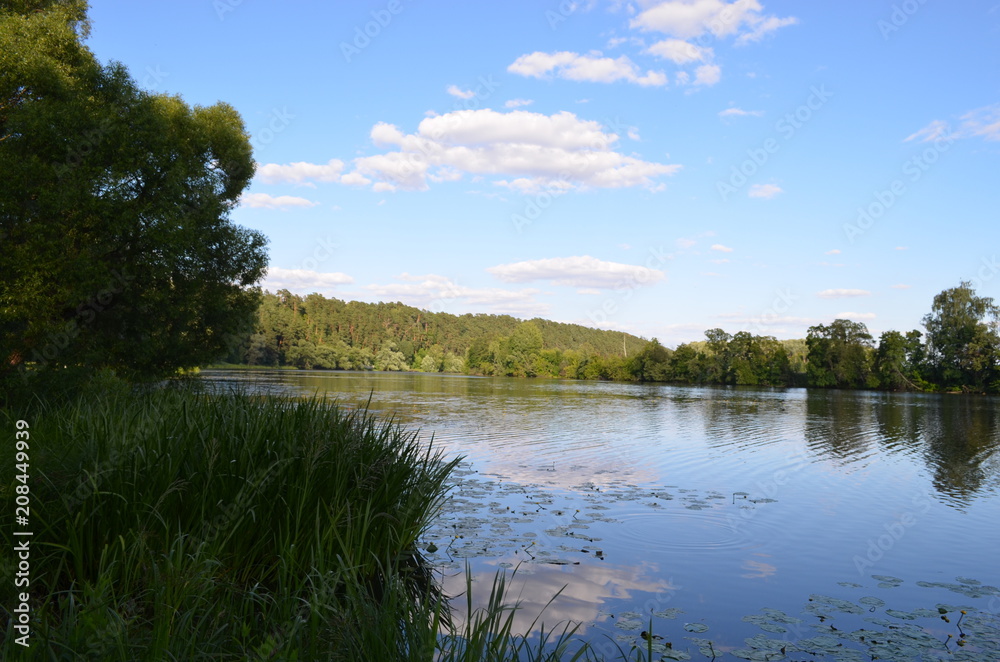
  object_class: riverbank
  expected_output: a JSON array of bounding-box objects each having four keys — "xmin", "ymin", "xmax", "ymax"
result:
[{"xmin": 2, "ymin": 378, "xmax": 580, "ymax": 660}]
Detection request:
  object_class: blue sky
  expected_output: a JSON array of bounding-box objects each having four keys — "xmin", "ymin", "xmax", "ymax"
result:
[{"xmin": 85, "ymin": 0, "xmax": 1000, "ymax": 345}]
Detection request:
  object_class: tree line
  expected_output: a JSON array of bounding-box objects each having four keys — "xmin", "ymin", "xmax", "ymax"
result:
[{"xmin": 228, "ymin": 282, "xmax": 1000, "ymax": 394}]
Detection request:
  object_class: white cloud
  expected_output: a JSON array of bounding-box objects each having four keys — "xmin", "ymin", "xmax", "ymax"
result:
[
  {"xmin": 748, "ymin": 183, "xmax": 783, "ymax": 198},
  {"xmin": 504, "ymin": 98, "xmax": 534, "ymax": 108},
  {"xmin": 959, "ymin": 104, "xmax": 1000, "ymax": 141},
  {"xmin": 577, "ymin": 287, "xmax": 603, "ymax": 295},
  {"xmin": 508, "ymin": 51, "xmax": 668, "ymax": 87},
  {"xmin": 256, "ymin": 159, "xmax": 344, "ymax": 184},
  {"xmin": 487, "ymin": 255, "xmax": 665, "ymax": 289},
  {"xmin": 241, "ymin": 193, "xmax": 319, "ymax": 209},
  {"xmin": 825, "ymin": 249, "xmax": 841, "ymax": 255},
  {"xmin": 710, "ymin": 243, "xmax": 733, "ymax": 252},
  {"xmin": 905, "ymin": 105, "xmax": 1000, "ymax": 144},
  {"xmin": 676, "ymin": 238, "xmax": 696, "ymax": 249},
  {"xmin": 895, "ymin": 246, "xmax": 908, "ymax": 251},
  {"xmin": 364, "ymin": 273, "xmax": 548, "ymax": 317},
  {"xmin": 836, "ymin": 312, "xmax": 876, "ymax": 320},
  {"xmin": 262, "ymin": 267, "xmax": 354, "ymax": 295},
  {"xmin": 817, "ymin": 289, "xmax": 871, "ymax": 299},
  {"xmin": 891, "ymin": 284, "xmax": 911, "ymax": 290},
  {"xmin": 342, "ymin": 109, "xmax": 680, "ymax": 192},
  {"xmin": 718, "ymin": 107, "xmax": 763, "ymax": 118},
  {"xmin": 630, "ymin": 0, "xmax": 798, "ymax": 43},
  {"xmin": 735, "ymin": 14, "xmax": 799, "ymax": 45},
  {"xmin": 446, "ymin": 85, "xmax": 476, "ymax": 99},
  {"xmin": 711, "ymin": 258, "xmax": 730, "ymax": 264},
  {"xmin": 904, "ymin": 119, "xmax": 950, "ymax": 143},
  {"xmin": 693, "ymin": 63, "xmax": 721, "ymax": 86},
  {"xmin": 339, "ymin": 172, "xmax": 372, "ymax": 187},
  {"xmin": 646, "ymin": 38, "xmax": 713, "ymax": 63}
]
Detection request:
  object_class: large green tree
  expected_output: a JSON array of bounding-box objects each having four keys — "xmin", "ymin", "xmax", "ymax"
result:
[
  {"xmin": 922, "ymin": 281, "xmax": 1000, "ymax": 390},
  {"xmin": 806, "ymin": 319, "xmax": 875, "ymax": 389},
  {"xmin": 1, "ymin": 1, "xmax": 266, "ymax": 382}
]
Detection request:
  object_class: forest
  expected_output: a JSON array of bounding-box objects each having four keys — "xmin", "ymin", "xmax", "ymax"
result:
[{"xmin": 224, "ymin": 281, "xmax": 1000, "ymax": 393}]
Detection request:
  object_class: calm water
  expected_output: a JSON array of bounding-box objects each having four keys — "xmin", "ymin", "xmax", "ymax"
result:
[{"xmin": 202, "ymin": 370, "xmax": 1000, "ymax": 659}]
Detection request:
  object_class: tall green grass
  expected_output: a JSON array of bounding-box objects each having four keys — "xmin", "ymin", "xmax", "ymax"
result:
[{"xmin": 0, "ymin": 379, "xmax": 634, "ymax": 660}]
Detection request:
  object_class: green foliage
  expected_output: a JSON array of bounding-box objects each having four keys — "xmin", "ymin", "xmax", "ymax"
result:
[
  {"xmin": 0, "ymin": 383, "xmax": 459, "ymax": 659},
  {"xmin": 806, "ymin": 319, "xmax": 875, "ymax": 389},
  {"xmin": 922, "ymin": 281, "xmax": 1000, "ymax": 391},
  {"xmin": 231, "ymin": 291, "xmax": 642, "ymax": 380},
  {"xmin": 0, "ymin": 1, "xmax": 266, "ymax": 383}
]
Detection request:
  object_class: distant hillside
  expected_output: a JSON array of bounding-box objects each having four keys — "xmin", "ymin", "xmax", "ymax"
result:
[{"xmin": 222, "ymin": 290, "xmax": 647, "ymax": 376}]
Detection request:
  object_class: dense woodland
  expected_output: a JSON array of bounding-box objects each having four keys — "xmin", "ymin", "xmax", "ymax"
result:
[{"xmin": 225, "ymin": 281, "xmax": 1000, "ymax": 393}]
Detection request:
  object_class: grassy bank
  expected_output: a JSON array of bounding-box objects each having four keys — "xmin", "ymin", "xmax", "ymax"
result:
[{"xmin": 0, "ymin": 378, "xmax": 677, "ymax": 660}]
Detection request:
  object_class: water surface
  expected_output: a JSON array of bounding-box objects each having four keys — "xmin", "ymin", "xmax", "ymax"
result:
[{"xmin": 202, "ymin": 370, "xmax": 1000, "ymax": 659}]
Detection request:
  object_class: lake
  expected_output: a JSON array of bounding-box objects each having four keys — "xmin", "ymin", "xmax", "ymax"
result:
[{"xmin": 201, "ymin": 369, "xmax": 1000, "ymax": 660}]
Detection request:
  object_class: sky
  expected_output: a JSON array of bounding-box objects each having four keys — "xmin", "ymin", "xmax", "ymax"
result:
[{"xmin": 84, "ymin": 0, "xmax": 1000, "ymax": 346}]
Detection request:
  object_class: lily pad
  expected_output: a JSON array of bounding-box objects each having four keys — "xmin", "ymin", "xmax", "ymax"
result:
[
  {"xmin": 654, "ymin": 607, "xmax": 685, "ymax": 619},
  {"xmin": 684, "ymin": 622, "xmax": 709, "ymax": 633},
  {"xmin": 885, "ymin": 608, "xmax": 918, "ymax": 620}
]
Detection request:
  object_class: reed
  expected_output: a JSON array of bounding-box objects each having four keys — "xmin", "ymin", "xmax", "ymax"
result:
[{"xmin": 0, "ymin": 379, "xmax": 613, "ymax": 660}]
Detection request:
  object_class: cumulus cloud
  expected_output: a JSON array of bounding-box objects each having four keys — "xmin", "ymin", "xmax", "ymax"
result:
[
  {"xmin": 817, "ymin": 289, "xmax": 871, "ymax": 299},
  {"xmin": 322, "ymin": 109, "xmax": 681, "ymax": 192},
  {"xmin": 748, "ymin": 183, "xmax": 783, "ymax": 198},
  {"xmin": 646, "ymin": 38, "xmax": 713, "ymax": 63},
  {"xmin": 262, "ymin": 267, "xmax": 354, "ymax": 295},
  {"xmin": 364, "ymin": 273, "xmax": 548, "ymax": 317},
  {"xmin": 836, "ymin": 312, "xmax": 876, "ymax": 320},
  {"xmin": 710, "ymin": 243, "xmax": 733, "ymax": 252},
  {"xmin": 891, "ymin": 284, "xmax": 911, "ymax": 290},
  {"xmin": 487, "ymin": 255, "xmax": 666, "ymax": 289},
  {"xmin": 508, "ymin": 51, "xmax": 668, "ymax": 87},
  {"xmin": 446, "ymin": 85, "xmax": 476, "ymax": 99},
  {"xmin": 504, "ymin": 98, "xmax": 534, "ymax": 108},
  {"xmin": 825, "ymin": 249, "xmax": 841, "ymax": 255},
  {"xmin": 630, "ymin": 0, "xmax": 798, "ymax": 43},
  {"xmin": 241, "ymin": 193, "xmax": 319, "ymax": 209},
  {"xmin": 693, "ymin": 63, "xmax": 721, "ymax": 86},
  {"xmin": 256, "ymin": 159, "xmax": 345, "ymax": 184},
  {"xmin": 719, "ymin": 107, "xmax": 763, "ymax": 118},
  {"xmin": 625, "ymin": 1, "xmax": 795, "ymax": 87}
]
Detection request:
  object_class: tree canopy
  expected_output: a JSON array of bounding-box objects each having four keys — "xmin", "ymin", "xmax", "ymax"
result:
[{"xmin": 1, "ymin": 0, "xmax": 267, "ymax": 383}]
